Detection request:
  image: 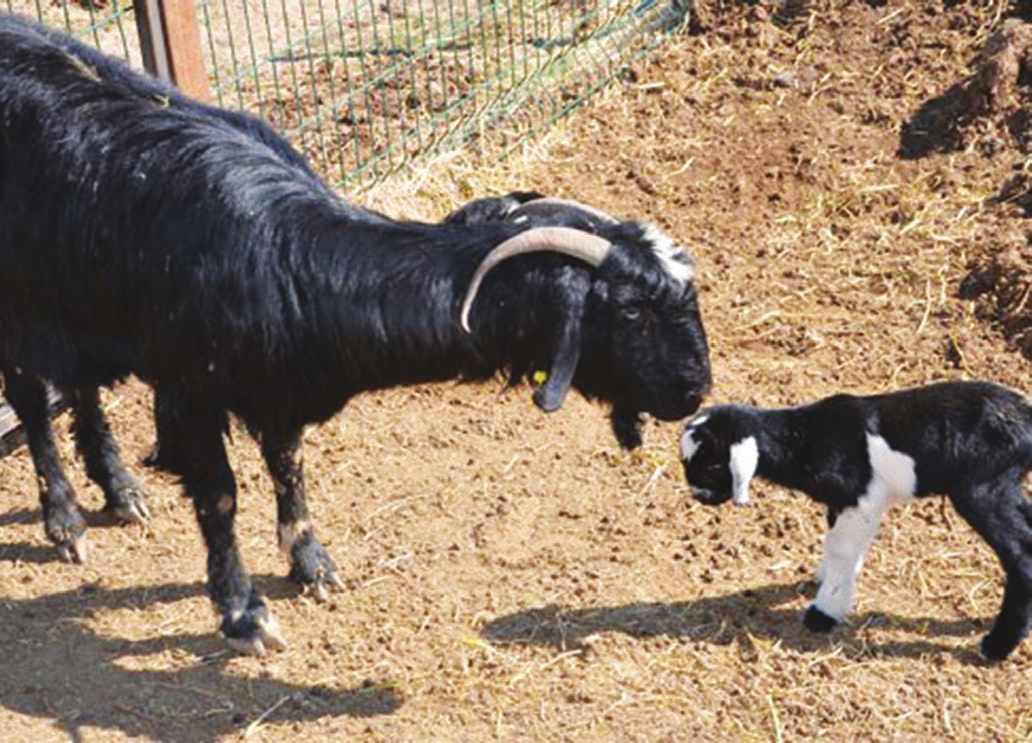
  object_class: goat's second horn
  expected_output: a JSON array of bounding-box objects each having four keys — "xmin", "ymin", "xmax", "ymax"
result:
[{"xmin": 459, "ymin": 227, "xmax": 611, "ymax": 333}]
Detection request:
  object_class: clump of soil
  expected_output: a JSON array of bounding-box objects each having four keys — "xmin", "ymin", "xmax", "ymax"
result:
[
  {"xmin": 920, "ymin": 18, "xmax": 1032, "ymax": 357},
  {"xmin": 902, "ymin": 18, "xmax": 1032, "ymax": 158},
  {"xmin": 963, "ymin": 225, "xmax": 1032, "ymax": 357}
]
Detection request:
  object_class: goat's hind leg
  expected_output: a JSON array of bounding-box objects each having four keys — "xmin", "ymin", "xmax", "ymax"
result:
[
  {"xmin": 3, "ymin": 369, "xmax": 87, "ymax": 563},
  {"xmin": 261, "ymin": 432, "xmax": 344, "ymax": 601},
  {"xmin": 952, "ymin": 476, "xmax": 1032, "ymax": 662},
  {"xmin": 68, "ymin": 386, "xmax": 149, "ymax": 523},
  {"xmin": 142, "ymin": 386, "xmax": 189, "ymax": 474},
  {"xmin": 171, "ymin": 399, "xmax": 286, "ymax": 655}
]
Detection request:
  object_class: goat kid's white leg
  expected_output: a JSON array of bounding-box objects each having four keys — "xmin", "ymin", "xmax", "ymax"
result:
[{"xmin": 805, "ymin": 501, "xmax": 886, "ymax": 632}]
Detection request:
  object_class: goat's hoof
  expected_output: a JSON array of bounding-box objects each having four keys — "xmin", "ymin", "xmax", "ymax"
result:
[
  {"xmin": 803, "ymin": 605, "xmax": 838, "ymax": 634},
  {"xmin": 979, "ymin": 634, "xmax": 1018, "ymax": 663},
  {"xmin": 104, "ymin": 488, "xmax": 150, "ymax": 524},
  {"xmin": 222, "ymin": 607, "xmax": 288, "ymax": 656},
  {"xmin": 55, "ymin": 534, "xmax": 88, "ymax": 564},
  {"xmin": 47, "ymin": 514, "xmax": 88, "ymax": 564},
  {"xmin": 288, "ymin": 537, "xmax": 344, "ymax": 601},
  {"xmin": 306, "ymin": 572, "xmax": 346, "ymax": 603}
]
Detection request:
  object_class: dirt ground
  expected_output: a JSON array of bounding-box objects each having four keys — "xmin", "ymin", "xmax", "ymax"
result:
[{"xmin": 8, "ymin": 1, "xmax": 1032, "ymax": 740}]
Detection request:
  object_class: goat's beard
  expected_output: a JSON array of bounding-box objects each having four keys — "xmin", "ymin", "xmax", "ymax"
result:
[{"xmin": 610, "ymin": 408, "xmax": 643, "ymax": 450}]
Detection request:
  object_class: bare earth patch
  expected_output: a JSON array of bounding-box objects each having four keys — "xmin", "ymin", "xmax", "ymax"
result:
[{"xmin": 8, "ymin": 1, "xmax": 1032, "ymax": 740}]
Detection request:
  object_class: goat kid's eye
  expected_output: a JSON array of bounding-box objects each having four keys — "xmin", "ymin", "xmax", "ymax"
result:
[{"xmin": 620, "ymin": 306, "xmax": 642, "ymax": 321}]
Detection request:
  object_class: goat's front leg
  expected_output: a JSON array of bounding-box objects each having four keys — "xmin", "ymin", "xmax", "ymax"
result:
[
  {"xmin": 3, "ymin": 370, "xmax": 87, "ymax": 563},
  {"xmin": 805, "ymin": 498, "xmax": 886, "ymax": 632},
  {"xmin": 261, "ymin": 431, "xmax": 344, "ymax": 601},
  {"xmin": 813, "ymin": 506, "xmax": 844, "ymax": 585},
  {"xmin": 68, "ymin": 386, "xmax": 149, "ymax": 523},
  {"xmin": 179, "ymin": 407, "xmax": 285, "ymax": 655}
]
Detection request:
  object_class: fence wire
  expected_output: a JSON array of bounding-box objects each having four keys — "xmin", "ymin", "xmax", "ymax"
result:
[{"xmin": 4, "ymin": 0, "xmax": 680, "ymax": 189}]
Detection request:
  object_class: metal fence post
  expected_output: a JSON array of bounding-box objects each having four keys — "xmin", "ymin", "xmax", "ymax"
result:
[{"xmin": 135, "ymin": 0, "xmax": 211, "ymax": 102}]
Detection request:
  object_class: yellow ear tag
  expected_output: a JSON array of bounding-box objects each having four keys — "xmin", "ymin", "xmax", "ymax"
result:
[{"xmin": 532, "ymin": 370, "xmax": 548, "ymax": 387}]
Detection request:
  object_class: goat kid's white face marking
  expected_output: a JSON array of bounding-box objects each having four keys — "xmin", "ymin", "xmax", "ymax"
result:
[
  {"xmin": 811, "ymin": 433, "xmax": 917, "ymax": 620},
  {"xmin": 641, "ymin": 223, "xmax": 694, "ymax": 284},
  {"xmin": 678, "ymin": 415, "xmax": 708, "ymax": 461},
  {"xmin": 729, "ymin": 436, "xmax": 759, "ymax": 506}
]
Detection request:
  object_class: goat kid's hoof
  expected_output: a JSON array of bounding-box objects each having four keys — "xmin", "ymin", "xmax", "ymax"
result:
[
  {"xmin": 978, "ymin": 634, "xmax": 1018, "ymax": 663},
  {"xmin": 803, "ymin": 605, "xmax": 839, "ymax": 634},
  {"xmin": 222, "ymin": 610, "xmax": 288, "ymax": 656}
]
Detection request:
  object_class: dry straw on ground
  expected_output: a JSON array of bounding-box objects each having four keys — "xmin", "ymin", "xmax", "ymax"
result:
[{"xmin": 7, "ymin": 1, "xmax": 1032, "ymax": 741}]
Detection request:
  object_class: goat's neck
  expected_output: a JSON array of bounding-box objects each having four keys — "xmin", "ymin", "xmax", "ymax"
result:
[
  {"xmin": 750, "ymin": 406, "xmax": 817, "ymax": 492},
  {"xmin": 304, "ymin": 214, "xmax": 532, "ymax": 386}
]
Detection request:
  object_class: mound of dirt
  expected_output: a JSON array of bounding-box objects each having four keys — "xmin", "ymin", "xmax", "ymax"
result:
[{"xmin": 905, "ymin": 16, "xmax": 1032, "ymax": 360}]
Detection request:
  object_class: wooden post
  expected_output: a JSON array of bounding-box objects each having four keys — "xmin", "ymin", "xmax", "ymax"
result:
[{"xmin": 135, "ymin": 0, "xmax": 211, "ymax": 102}]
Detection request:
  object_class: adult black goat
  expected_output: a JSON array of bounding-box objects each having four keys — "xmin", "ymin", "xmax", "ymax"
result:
[
  {"xmin": 0, "ymin": 12, "xmax": 321, "ymax": 564},
  {"xmin": 0, "ymin": 14, "xmax": 711, "ymax": 654}
]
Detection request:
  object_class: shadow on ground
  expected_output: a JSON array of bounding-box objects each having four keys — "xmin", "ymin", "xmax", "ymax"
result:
[
  {"xmin": 481, "ymin": 581, "xmax": 989, "ymax": 665},
  {"xmin": 0, "ymin": 577, "xmax": 402, "ymax": 742}
]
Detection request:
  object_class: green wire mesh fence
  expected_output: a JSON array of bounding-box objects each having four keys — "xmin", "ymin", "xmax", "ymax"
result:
[
  {"xmin": 5, "ymin": 0, "xmax": 143, "ymax": 64},
  {"xmin": 4, "ymin": 0, "xmax": 681, "ymax": 189}
]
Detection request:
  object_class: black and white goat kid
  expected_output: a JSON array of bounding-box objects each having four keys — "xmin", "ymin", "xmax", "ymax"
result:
[
  {"xmin": 680, "ymin": 380, "xmax": 1032, "ymax": 661},
  {"xmin": 0, "ymin": 14, "xmax": 711, "ymax": 654}
]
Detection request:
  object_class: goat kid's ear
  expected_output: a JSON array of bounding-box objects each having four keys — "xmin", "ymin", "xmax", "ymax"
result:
[{"xmin": 729, "ymin": 436, "xmax": 759, "ymax": 506}]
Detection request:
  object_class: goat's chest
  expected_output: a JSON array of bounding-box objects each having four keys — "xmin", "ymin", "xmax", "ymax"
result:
[{"xmin": 862, "ymin": 433, "xmax": 918, "ymax": 503}]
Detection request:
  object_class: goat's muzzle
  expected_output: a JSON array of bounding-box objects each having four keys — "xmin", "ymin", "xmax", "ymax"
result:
[{"xmin": 690, "ymin": 487, "xmax": 732, "ymax": 506}]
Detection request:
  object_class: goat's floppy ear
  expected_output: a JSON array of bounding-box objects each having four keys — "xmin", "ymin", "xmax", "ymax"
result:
[
  {"xmin": 729, "ymin": 436, "xmax": 759, "ymax": 506},
  {"xmin": 532, "ymin": 307, "xmax": 581, "ymax": 413}
]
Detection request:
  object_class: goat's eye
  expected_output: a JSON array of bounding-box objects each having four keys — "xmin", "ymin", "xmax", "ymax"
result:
[{"xmin": 620, "ymin": 306, "xmax": 641, "ymax": 321}]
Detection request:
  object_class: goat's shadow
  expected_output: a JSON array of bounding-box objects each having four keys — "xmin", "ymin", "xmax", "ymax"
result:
[
  {"xmin": 0, "ymin": 576, "xmax": 402, "ymax": 742},
  {"xmin": 0, "ymin": 506, "xmax": 38, "ymax": 528},
  {"xmin": 481, "ymin": 581, "xmax": 990, "ymax": 665}
]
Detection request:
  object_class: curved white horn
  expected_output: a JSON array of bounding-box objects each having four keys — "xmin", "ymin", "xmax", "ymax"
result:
[
  {"xmin": 459, "ymin": 226, "xmax": 611, "ymax": 333},
  {"xmin": 509, "ymin": 197, "xmax": 619, "ymax": 225}
]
